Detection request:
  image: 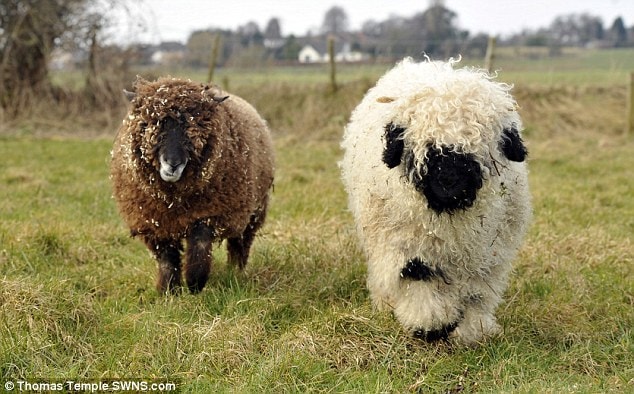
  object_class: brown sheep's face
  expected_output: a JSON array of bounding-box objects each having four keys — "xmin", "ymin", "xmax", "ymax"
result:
[
  {"xmin": 156, "ymin": 116, "xmax": 194, "ymax": 182},
  {"xmin": 123, "ymin": 78, "xmax": 228, "ymax": 186}
]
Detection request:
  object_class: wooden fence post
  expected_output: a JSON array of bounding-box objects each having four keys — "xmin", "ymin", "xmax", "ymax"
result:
[
  {"xmin": 484, "ymin": 36, "xmax": 496, "ymax": 74},
  {"xmin": 206, "ymin": 34, "xmax": 221, "ymax": 84},
  {"xmin": 328, "ymin": 36, "xmax": 337, "ymax": 92},
  {"xmin": 625, "ymin": 72, "xmax": 634, "ymax": 137}
]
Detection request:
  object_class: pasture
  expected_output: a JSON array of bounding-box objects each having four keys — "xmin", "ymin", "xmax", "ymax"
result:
[{"xmin": 1, "ymin": 49, "xmax": 633, "ymax": 392}]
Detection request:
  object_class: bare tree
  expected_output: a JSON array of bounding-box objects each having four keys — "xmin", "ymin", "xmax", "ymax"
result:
[
  {"xmin": 264, "ymin": 17, "xmax": 282, "ymax": 39},
  {"xmin": 321, "ymin": 6, "xmax": 349, "ymax": 35},
  {"xmin": 408, "ymin": 1, "xmax": 460, "ymax": 56},
  {"xmin": 0, "ymin": 0, "xmax": 145, "ymax": 116},
  {"xmin": 609, "ymin": 17, "xmax": 628, "ymax": 47},
  {"xmin": 549, "ymin": 13, "xmax": 604, "ymax": 46},
  {"xmin": 0, "ymin": 0, "xmax": 89, "ymax": 108}
]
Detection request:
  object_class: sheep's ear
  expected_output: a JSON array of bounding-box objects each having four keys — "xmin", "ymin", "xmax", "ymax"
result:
[
  {"xmin": 377, "ymin": 96, "xmax": 395, "ymax": 103},
  {"xmin": 123, "ymin": 89, "xmax": 136, "ymax": 102},
  {"xmin": 499, "ymin": 126, "xmax": 527, "ymax": 162},
  {"xmin": 212, "ymin": 95, "xmax": 229, "ymax": 103},
  {"xmin": 383, "ymin": 123, "xmax": 406, "ymax": 168}
]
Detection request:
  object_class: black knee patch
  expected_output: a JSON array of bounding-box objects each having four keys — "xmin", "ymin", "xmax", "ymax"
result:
[
  {"xmin": 400, "ymin": 257, "xmax": 450, "ymax": 284},
  {"xmin": 401, "ymin": 257, "xmax": 435, "ymax": 281},
  {"xmin": 499, "ymin": 127, "xmax": 527, "ymax": 162},
  {"xmin": 413, "ymin": 320, "xmax": 460, "ymax": 342}
]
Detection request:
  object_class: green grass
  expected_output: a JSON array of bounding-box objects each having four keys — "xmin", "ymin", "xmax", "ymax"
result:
[
  {"xmin": 1, "ymin": 60, "xmax": 633, "ymax": 392},
  {"xmin": 171, "ymin": 47, "xmax": 634, "ymax": 88},
  {"xmin": 484, "ymin": 47, "xmax": 634, "ymax": 86},
  {"xmin": 48, "ymin": 47, "xmax": 634, "ymax": 93}
]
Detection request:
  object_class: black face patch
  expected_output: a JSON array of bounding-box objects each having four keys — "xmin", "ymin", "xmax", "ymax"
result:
[
  {"xmin": 499, "ymin": 127, "xmax": 527, "ymax": 162},
  {"xmin": 406, "ymin": 146, "xmax": 483, "ymax": 214},
  {"xmin": 160, "ymin": 117, "xmax": 192, "ymax": 164},
  {"xmin": 382, "ymin": 123, "xmax": 406, "ymax": 168}
]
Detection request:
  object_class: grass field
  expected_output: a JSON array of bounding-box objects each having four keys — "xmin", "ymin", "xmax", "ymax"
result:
[{"xmin": 1, "ymin": 48, "xmax": 633, "ymax": 392}]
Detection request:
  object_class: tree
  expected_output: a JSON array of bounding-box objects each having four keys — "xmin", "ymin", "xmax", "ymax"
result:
[
  {"xmin": 361, "ymin": 19, "xmax": 382, "ymax": 37},
  {"xmin": 609, "ymin": 17, "xmax": 628, "ymax": 47},
  {"xmin": 416, "ymin": 1, "xmax": 459, "ymax": 55},
  {"xmin": 237, "ymin": 21, "xmax": 262, "ymax": 47},
  {"xmin": 464, "ymin": 33, "xmax": 489, "ymax": 57},
  {"xmin": 280, "ymin": 34, "xmax": 301, "ymax": 60},
  {"xmin": 0, "ymin": 0, "xmax": 88, "ymax": 108},
  {"xmin": 0, "ymin": 0, "xmax": 139, "ymax": 114},
  {"xmin": 321, "ymin": 6, "xmax": 349, "ymax": 34},
  {"xmin": 264, "ymin": 17, "xmax": 282, "ymax": 39},
  {"xmin": 186, "ymin": 30, "xmax": 221, "ymax": 68},
  {"xmin": 549, "ymin": 13, "xmax": 604, "ymax": 46}
]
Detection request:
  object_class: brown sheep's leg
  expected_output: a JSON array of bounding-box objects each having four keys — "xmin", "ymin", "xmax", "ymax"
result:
[
  {"xmin": 147, "ymin": 239, "xmax": 182, "ymax": 295},
  {"xmin": 228, "ymin": 209, "xmax": 265, "ymax": 270},
  {"xmin": 185, "ymin": 221, "xmax": 213, "ymax": 293},
  {"xmin": 227, "ymin": 236, "xmax": 251, "ymax": 270}
]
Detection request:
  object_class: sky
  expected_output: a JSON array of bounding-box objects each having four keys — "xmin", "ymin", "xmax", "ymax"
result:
[{"xmin": 112, "ymin": 0, "xmax": 634, "ymax": 44}]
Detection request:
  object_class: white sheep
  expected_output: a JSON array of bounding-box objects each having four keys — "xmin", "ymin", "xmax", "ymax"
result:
[{"xmin": 341, "ymin": 58, "xmax": 531, "ymax": 344}]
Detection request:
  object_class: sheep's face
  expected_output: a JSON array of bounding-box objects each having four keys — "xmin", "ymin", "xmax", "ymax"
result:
[
  {"xmin": 377, "ymin": 73, "xmax": 526, "ymax": 214},
  {"xmin": 122, "ymin": 77, "xmax": 228, "ymax": 187},
  {"xmin": 156, "ymin": 116, "xmax": 193, "ymax": 182},
  {"xmin": 131, "ymin": 112, "xmax": 210, "ymax": 186}
]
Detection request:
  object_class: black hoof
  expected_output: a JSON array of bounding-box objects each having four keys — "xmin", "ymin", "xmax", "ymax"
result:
[{"xmin": 413, "ymin": 321, "xmax": 459, "ymax": 342}]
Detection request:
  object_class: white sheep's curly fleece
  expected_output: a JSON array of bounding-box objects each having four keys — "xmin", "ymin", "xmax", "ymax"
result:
[{"xmin": 340, "ymin": 57, "xmax": 531, "ymax": 344}]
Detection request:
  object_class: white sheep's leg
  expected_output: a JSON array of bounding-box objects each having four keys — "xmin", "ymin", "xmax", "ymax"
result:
[
  {"xmin": 365, "ymin": 246, "xmax": 404, "ymax": 312},
  {"xmin": 146, "ymin": 238, "xmax": 182, "ymax": 295},
  {"xmin": 453, "ymin": 305, "xmax": 500, "ymax": 345},
  {"xmin": 185, "ymin": 221, "xmax": 213, "ymax": 293},
  {"xmin": 394, "ymin": 257, "xmax": 466, "ymax": 342},
  {"xmin": 453, "ymin": 264, "xmax": 512, "ymax": 344}
]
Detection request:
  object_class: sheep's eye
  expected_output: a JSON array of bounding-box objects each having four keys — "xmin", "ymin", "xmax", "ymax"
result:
[{"xmin": 383, "ymin": 123, "xmax": 406, "ymax": 168}]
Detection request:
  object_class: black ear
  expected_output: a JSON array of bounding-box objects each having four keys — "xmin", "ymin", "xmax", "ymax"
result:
[
  {"xmin": 499, "ymin": 127, "xmax": 527, "ymax": 162},
  {"xmin": 383, "ymin": 123, "xmax": 406, "ymax": 168}
]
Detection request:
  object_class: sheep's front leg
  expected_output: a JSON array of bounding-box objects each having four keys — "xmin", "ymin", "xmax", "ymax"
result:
[
  {"xmin": 146, "ymin": 239, "xmax": 182, "ymax": 295},
  {"xmin": 185, "ymin": 221, "xmax": 213, "ymax": 293}
]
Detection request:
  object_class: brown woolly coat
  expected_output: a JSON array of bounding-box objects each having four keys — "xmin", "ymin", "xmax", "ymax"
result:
[{"xmin": 110, "ymin": 77, "xmax": 274, "ymax": 242}]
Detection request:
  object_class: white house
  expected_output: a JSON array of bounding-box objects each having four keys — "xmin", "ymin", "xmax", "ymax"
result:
[
  {"xmin": 298, "ymin": 45, "xmax": 324, "ymax": 63},
  {"xmin": 298, "ymin": 38, "xmax": 367, "ymax": 63}
]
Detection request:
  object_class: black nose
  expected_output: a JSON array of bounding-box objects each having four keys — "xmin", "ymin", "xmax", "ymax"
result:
[
  {"xmin": 164, "ymin": 156, "xmax": 183, "ymax": 169},
  {"xmin": 409, "ymin": 146, "xmax": 483, "ymax": 214}
]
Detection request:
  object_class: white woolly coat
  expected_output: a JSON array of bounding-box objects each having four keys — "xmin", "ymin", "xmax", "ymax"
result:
[{"xmin": 341, "ymin": 58, "xmax": 531, "ymax": 343}]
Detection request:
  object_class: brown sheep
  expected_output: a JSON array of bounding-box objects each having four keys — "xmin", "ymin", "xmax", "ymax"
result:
[{"xmin": 110, "ymin": 77, "xmax": 274, "ymax": 294}]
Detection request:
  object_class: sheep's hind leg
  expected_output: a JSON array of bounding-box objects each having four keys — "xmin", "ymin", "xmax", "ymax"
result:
[
  {"xmin": 185, "ymin": 221, "xmax": 213, "ymax": 293},
  {"xmin": 149, "ymin": 239, "xmax": 182, "ymax": 295},
  {"xmin": 228, "ymin": 210, "xmax": 264, "ymax": 270}
]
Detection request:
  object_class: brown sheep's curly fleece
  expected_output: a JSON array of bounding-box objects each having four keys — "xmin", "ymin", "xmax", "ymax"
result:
[{"xmin": 110, "ymin": 77, "xmax": 274, "ymax": 242}]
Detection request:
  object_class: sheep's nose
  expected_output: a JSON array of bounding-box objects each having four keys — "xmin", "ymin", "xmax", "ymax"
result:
[
  {"xmin": 164, "ymin": 157, "xmax": 183, "ymax": 170},
  {"xmin": 416, "ymin": 147, "xmax": 483, "ymax": 214},
  {"xmin": 159, "ymin": 153, "xmax": 188, "ymax": 182}
]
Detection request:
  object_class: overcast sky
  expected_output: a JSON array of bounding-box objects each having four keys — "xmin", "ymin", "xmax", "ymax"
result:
[{"xmin": 113, "ymin": 0, "xmax": 634, "ymax": 44}]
